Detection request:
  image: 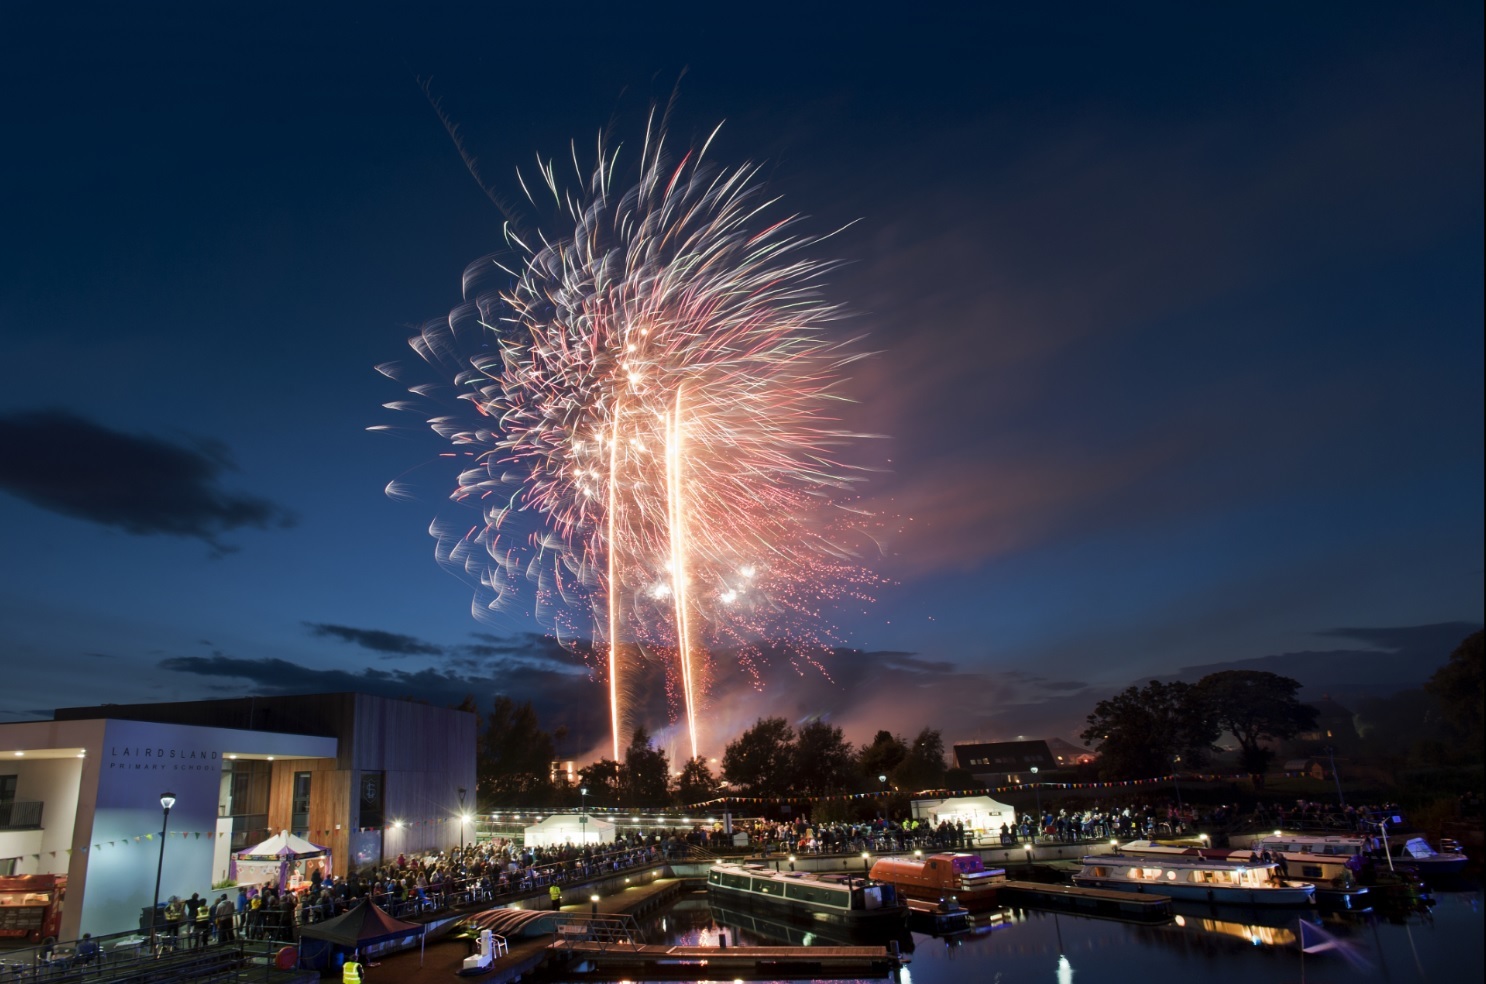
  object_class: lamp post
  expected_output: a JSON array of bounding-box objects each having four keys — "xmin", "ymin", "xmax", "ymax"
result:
[
  {"xmin": 150, "ymin": 791, "xmax": 176, "ymax": 950},
  {"xmin": 1029, "ymin": 767, "xmax": 1042, "ymax": 843},
  {"xmin": 1326, "ymin": 746, "xmax": 1345, "ymax": 808},
  {"xmin": 579, "ymin": 787, "xmax": 588, "ymax": 844},
  {"xmin": 862, "ymin": 851, "xmax": 871, "ymax": 875},
  {"xmin": 457, "ymin": 787, "xmax": 468, "ymax": 852},
  {"xmin": 590, "ymin": 894, "xmax": 599, "ymax": 917}
]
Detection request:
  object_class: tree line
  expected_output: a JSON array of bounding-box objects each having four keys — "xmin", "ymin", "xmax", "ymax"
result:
[
  {"xmin": 1081, "ymin": 631, "xmax": 1484, "ymax": 784},
  {"xmin": 468, "ymin": 629, "xmax": 1483, "ymax": 803},
  {"xmin": 470, "ymin": 696, "xmax": 969, "ymax": 808}
]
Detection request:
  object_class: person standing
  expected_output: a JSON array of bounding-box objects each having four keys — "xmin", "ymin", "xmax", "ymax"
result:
[
  {"xmin": 549, "ymin": 883, "xmax": 562, "ymax": 911},
  {"xmin": 194, "ymin": 898, "xmax": 212, "ymax": 947},
  {"xmin": 214, "ymin": 895, "xmax": 236, "ymax": 943},
  {"xmin": 342, "ymin": 950, "xmax": 364, "ymax": 982},
  {"xmin": 163, "ymin": 896, "xmax": 186, "ymax": 944}
]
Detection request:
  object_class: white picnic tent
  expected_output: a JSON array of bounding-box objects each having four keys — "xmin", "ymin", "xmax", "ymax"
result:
[
  {"xmin": 522, "ymin": 813, "xmax": 616, "ymax": 847},
  {"xmin": 232, "ymin": 829, "xmax": 332, "ymax": 890}
]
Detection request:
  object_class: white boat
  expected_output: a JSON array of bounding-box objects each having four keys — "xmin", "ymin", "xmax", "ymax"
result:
[
  {"xmin": 1073, "ymin": 855, "xmax": 1315, "ymax": 905},
  {"xmin": 1123, "ymin": 836, "xmax": 1368, "ymax": 886},
  {"xmin": 1374, "ymin": 835, "xmax": 1468, "ymax": 875}
]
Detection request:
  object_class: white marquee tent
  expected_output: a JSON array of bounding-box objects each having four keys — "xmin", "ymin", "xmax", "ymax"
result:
[
  {"xmin": 911, "ymin": 795, "xmax": 1016, "ymax": 841},
  {"xmin": 522, "ymin": 813, "xmax": 617, "ymax": 848}
]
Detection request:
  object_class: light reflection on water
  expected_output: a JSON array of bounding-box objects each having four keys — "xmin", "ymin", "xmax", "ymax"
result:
[{"xmin": 605, "ymin": 885, "xmax": 1482, "ymax": 984}]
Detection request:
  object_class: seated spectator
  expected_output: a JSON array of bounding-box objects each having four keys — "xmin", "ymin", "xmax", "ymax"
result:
[{"xmin": 75, "ymin": 934, "xmax": 100, "ymax": 964}]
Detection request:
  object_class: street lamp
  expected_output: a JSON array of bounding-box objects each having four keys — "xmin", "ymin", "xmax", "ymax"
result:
[
  {"xmin": 590, "ymin": 894, "xmax": 599, "ymax": 916},
  {"xmin": 580, "ymin": 787, "xmax": 588, "ymax": 843},
  {"xmin": 862, "ymin": 851, "xmax": 871, "ymax": 874},
  {"xmin": 150, "ymin": 791, "xmax": 176, "ymax": 950},
  {"xmin": 1029, "ymin": 767, "xmax": 1042, "ymax": 842},
  {"xmin": 788, "ymin": 855, "xmax": 796, "ymax": 872},
  {"xmin": 457, "ymin": 787, "xmax": 467, "ymax": 852}
]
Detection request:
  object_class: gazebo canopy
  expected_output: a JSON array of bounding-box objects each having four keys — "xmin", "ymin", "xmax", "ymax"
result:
[
  {"xmin": 236, "ymin": 830, "xmax": 329, "ymax": 860},
  {"xmin": 523, "ymin": 813, "xmax": 616, "ymax": 847},
  {"xmin": 298, "ymin": 900, "xmax": 421, "ymax": 947}
]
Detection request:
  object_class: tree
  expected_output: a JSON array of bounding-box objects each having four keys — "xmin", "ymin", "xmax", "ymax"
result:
[
  {"xmin": 622, "ymin": 727, "xmax": 671, "ymax": 806},
  {"xmin": 1081, "ymin": 680, "xmax": 1218, "ymax": 780},
  {"xmin": 1196, "ymin": 670, "xmax": 1317, "ymax": 777},
  {"xmin": 793, "ymin": 720, "xmax": 857, "ymax": 794},
  {"xmin": 576, "ymin": 758, "xmax": 623, "ymax": 806},
  {"xmin": 1425, "ymin": 629, "xmax": 1484, "ymax": 751},
  {"xmin": 858, "ymin": 730, "xmax": 908, "ymax": 787},
  {"xmin": 478, "ymin": 697, "xmax": 556, "ymax": 803},
  {"xmin": 722, "ymin": 717, "xmax": 796, "ymax": 796},
  {"xmin": 891, "ymin": 728, "xmax": 948, "ymax": 792},
  {"xmin": 675, "ymin": 757, "xmax": 718, "ymax": 806}
]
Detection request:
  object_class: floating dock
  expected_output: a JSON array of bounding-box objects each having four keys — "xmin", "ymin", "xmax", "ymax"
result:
[
  {"xmin": 999, "ymin": 879, "xmax": 1173, "ymax": 921},
  {"xmin": 548, "ymin": 940, "xmax": 902, "ymax": 979}
]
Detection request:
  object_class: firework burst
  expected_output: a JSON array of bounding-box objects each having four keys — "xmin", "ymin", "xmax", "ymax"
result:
[{"xmin": 382, "ymin": 115, "xmax": 877, "ymax": 759}]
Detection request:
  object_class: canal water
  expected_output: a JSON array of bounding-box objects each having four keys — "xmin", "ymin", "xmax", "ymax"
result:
[{"xmin": 590, "ymin": 883, "xmax": 1483, "ymax": 983}]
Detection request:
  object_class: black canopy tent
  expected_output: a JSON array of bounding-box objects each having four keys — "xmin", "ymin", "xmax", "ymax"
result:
[{"xmin": 296, "ymin": 900, "xmax": 426, "ymax": 969}]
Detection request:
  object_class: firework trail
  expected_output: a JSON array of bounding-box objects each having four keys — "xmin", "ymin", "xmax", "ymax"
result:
[{"xmin": 382, "ymin": 115, "xmax": 877, "ymax": 759}]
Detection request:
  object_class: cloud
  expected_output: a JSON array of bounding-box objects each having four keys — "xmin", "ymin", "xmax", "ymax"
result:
[
  {"xmin": 304, "ymin": 622, "xmax": 446, "ymax": 658},
  {"xmin": 1317, "ymin": 623, "xmax": 1481, "ymax": 655},
  {"xmin": 0, "ymin": 410, "xmax": 295, "ymax": 553}
]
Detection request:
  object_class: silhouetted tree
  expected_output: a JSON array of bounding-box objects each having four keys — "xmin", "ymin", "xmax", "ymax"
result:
[
  {"xmin": 890, "ymin": 728, "xmax": 948, "ymax": 792},
  {"xmin": 858, "ymin": 730, "xmax": 909, "ymax": 787},
  {"xmin": 478, "ymin": 697, "xmax": 556, "ymax": 803},
  {"xmin": 793, "ymin": 720, "xmax": 856, "ymax": 794},
  {"xmin": 1081, "ymin": 681, "xmax": 1218, "ymax": 780},
  {"xmin": 622, "ymin": 726, "xmax": 671, "ymax": 806},
  {"xmin": 722, "ymin": 717, "xmax": 796, "ymax": 796},
  {"xmin": 577, "ymin": 758, "xmax": 623, "ymax": 806},
  {"xmin": 675, "ymin": 757, "xmax": 718, "ymax": 806},
  {"xmin": 1196, "ymin": 670, "xmax": 1316, "ymax": 779},
  {"xmin": 1426, "ymin": 629, "xmax": 1484, "ymax": 753}
]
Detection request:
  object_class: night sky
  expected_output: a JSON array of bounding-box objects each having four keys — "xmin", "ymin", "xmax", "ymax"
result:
[{"xmin": 2, "ymin": 3, "xmax": 1481, "ymax": 761}]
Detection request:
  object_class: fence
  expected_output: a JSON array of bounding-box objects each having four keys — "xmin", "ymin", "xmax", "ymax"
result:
[{"xmin": 0, "ymin": 935, "xmax": 302, "ymax": 983}]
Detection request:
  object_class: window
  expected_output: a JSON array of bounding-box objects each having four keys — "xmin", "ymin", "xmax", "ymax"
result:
[
  {"xmin": 291, "ymin": 772, "xmax": 312, "ymax": 833},
  {"xmin": 359, "ymin": 772, "xmax": 385, "ymax": 830}
]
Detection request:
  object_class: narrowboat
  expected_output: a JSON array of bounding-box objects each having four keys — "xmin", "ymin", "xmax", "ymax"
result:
[
  {"xmin": 868, "ymin": 852, "xmax": 1006, "ymax": 908},
  {"xmin": 1122, "ymin": 837, "xmax": 1359, "ymax": 883},
  {"xmin": 1072, "ymin": 855, "xmax": 1315, "ymax": 905},
  {"xmin": 706, "ymin": 862, "xmax": 907, "ymax": 929}
]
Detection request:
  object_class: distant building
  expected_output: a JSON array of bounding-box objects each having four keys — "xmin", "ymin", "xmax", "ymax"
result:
[
  {"xmin": 953, "ymin": 740, "xmax": 1056, "ymax": 782},
  {"xmin": 2, "ymin": 693, "xmax": 474, "ymax": 939},
  {"xmin": 1043, "ymin": 737, "xmax": 1096, "ymax": 766}
]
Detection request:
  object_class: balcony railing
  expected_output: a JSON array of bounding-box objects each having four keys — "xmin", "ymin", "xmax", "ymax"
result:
[{"xmin": 0, "ymin": 800, "xmax": 43, "ymax": 830}]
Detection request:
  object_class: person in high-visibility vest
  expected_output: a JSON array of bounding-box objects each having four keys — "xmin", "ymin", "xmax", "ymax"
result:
[
  {"xmin": 549, "ymin": 883, "xmax": 562, "ymax": 910},
  {"xmin": 342, "ymin": 950, "xmax": 363, "ymax": 982},
  {"xmin": 194, "ymin": 901, "xmax": 211, "ymax": 947}
]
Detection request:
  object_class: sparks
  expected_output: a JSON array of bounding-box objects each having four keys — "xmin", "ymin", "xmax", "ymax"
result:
[{"xmin": 390, "ymin": 115, "xmax": 878, "ymax": 757}]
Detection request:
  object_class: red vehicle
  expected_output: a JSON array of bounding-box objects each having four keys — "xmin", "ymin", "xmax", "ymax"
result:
[{"xmin": 0, "ymin": 875, "xmax": 66, "ymax": 944}]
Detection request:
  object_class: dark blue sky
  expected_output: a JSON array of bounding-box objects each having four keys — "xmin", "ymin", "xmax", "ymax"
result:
[{"xmin": 1, "ymin": 2, "xmax": 1480, "ymax": 759}]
